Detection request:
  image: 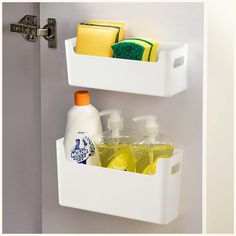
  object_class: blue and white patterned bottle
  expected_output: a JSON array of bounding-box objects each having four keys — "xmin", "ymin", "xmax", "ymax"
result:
[{"xmin": 64, "ymin": 90, "xmax": 102, "ymax": 166}]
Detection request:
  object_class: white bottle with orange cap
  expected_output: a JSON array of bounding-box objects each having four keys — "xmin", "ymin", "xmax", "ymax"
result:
[{"xmin": 64, "ymin": 90, "xmax": 102, "ymax": 166}]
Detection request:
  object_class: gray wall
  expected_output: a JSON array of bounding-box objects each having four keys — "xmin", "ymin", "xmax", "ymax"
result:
[
  {"xmin": 2, "ymin": 3, "xmax": 42, "ymax": 233},
  {"xmin": 40, "ymin": 3, "xmax": 203, "ymax": 233}
]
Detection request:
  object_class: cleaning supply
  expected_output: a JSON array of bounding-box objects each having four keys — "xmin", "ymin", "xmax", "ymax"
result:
[
  {"xmin": 96, "ymin": 109, "xmax": 135, "ymax": 172},
  {"xmin": 111, "ymin": 37, "xmax": 158, "ymax": 62},
  {"xmin": 64, "ymin": 90, "xmax": 102, "ymax": 166},
  {"xmin": 130, "ymin": 115, "xmax": 174, "ymax": 175},
  {"xmin": 112, "ymin": 39, "xmax": 151, "ymax": 61},
  {"xmin": 75, "ymin": 23, "xmax": 120, "ymax": 57},
  {"xmin": 85, "ymin": 20, "xmax": 125, "ymax": 41},
  {"xmin": 125, "ymin": 37, "xmax": 158, "ymax": 62}
]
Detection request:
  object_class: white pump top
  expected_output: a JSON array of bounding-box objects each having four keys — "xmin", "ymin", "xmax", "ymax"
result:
[
  {"xmin": 99, "ymin": 109, "xmax": 124, "ymax": 136},
  {"xmin": 133, "ymin": 115, "xmax": 159, "ymax": 137}
]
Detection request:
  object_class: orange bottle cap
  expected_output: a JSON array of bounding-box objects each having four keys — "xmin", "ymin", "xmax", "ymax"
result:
[{"xmin": 74, "ymin": 90, "xmax": 90, "ymax": 106}]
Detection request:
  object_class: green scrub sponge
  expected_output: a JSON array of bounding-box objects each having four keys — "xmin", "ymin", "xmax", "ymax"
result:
[
  {"xmin": 112, "ymin": 39, "xmax": 151, "ymax": 61},
  {"xmin": 112, "ymin": 37, "xmax": 158, "ymax": 62}
]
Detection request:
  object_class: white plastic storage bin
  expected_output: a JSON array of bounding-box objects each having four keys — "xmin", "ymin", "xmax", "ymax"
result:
[
  {"xmin": 65, "ymin": 38, "xmax": 188, "ymax": 97},
  {"xmin": 56, "ymin": 138, "xmax": 183, "ymax": 224}
]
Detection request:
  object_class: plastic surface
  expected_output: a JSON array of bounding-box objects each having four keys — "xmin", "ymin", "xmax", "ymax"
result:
[
  {"xmin": 64, "ymin": 103, "xmax": 102, "ymax": 165},
  {"xmin": 74, "ymin": 90, "xmax": 90, "ymax": 106},
  {"xmin": 56, "ymin": 138, "xmax": 183, "ymax": 224},
  {"xmin": 65, "ymin": 37, "xmax": 188, "ymax": 97},
  {"xmin": 99, "ymin": 109, "xmax": 123, "ymax": 137},
  {"xmin": 131, "ymin": 116, "xmax": 174, "ymax": 174},
  {"xmin": 133, "ymin": 115, "xmax": 159, "ymax": 137},
  {"xmin": 96, "ymin": 109, "xmax": 133, "ymax": 170}
]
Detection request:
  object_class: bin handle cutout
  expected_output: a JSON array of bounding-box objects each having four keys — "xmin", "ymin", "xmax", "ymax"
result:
[
  {"xmin": 173, "ymin": 56, "xmax": 185, "ymax": 68},
  {"xmin": 171, "ymin": 162, "xmax": 180, "ymax": 174}
]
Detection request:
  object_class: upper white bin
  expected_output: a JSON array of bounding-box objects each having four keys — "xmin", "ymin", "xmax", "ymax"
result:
[{"xmin": 65, "ymin": 38, "xmax": 188, "ymax": 97}]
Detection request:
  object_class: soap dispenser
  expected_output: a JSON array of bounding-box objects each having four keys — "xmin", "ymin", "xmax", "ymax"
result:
[
  {"xmin": 131, "ymin": 115, "xmax": 174, "ymax": 175},
  {"xmin": 96, "ymin": 109, "xmax": 135, "ymax": 172}
]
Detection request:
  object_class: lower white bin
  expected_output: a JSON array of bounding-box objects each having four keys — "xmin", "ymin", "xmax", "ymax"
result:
[{"xmin": 56, "ymin": 138, "xmax": 183, "ymax": 224}]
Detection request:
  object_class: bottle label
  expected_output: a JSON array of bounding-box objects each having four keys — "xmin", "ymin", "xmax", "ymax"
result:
[{"xmin": 71, "ymin": 132, "xmax": 95, "ymax": 164}]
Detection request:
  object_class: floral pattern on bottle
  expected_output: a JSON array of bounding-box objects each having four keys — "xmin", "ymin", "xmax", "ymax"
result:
[{"xmin": 71, "ymin": 132, "xmax": 95, "ymax": 164}]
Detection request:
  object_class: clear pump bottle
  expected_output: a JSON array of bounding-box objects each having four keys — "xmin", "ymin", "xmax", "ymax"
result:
[
  {"xmin": 96, "ymin": 109, "xmax": 135, "ymax": 172},
  {"xmin": 130, "ymin": 115, "xmax": 174, "ymax": 175}
]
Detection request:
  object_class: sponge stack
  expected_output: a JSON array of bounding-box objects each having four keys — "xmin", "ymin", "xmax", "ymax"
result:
[{"xmin": 76, "ymin": 20, "xmax": 125, "ymax": 58}]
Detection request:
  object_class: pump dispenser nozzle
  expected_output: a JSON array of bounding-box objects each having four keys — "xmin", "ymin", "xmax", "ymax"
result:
[
  {"xmin": 133, "ymin": 115, "xmax": 159, "ymax": 137},
  {"xmin": 99, "ymin": 109, "xmax": 123, "ymax": 137}
]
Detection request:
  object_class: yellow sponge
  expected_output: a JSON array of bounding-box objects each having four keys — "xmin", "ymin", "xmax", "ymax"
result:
[
  {"xmin": 85, "ymin": 20, "xmax": 125, "ymax": 41},
  {"xmin": 76, "ymin": 24, "xmax": 119, "ymax": 57}
]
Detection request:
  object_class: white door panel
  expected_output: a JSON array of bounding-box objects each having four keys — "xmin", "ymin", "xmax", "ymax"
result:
[{"xmin": 40, "ymin": 2, "xmax": 203, "ymax": 233}]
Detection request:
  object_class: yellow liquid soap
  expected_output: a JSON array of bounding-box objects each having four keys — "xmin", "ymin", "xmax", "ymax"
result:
[
  {"xmin": 131, "ymin": 144, "xmax": 174, "ymax": 174},
  {"xmin": 97, "ymin": 109, "xmax": 136, "ymax": 172},
  {"xmin": 96, "ymin": 143, "xmax": 136, "ymax": 172}
]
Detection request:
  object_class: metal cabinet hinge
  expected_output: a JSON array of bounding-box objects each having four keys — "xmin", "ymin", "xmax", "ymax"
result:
[{"xmin": 10, "ymin": 15, "xmax": 57, "ymax": 48}]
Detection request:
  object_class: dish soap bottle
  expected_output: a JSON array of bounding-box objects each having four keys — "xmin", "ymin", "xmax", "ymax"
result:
[
  {"xmin": 130, "ymin": 115, "xmax": 174, "ymax": 175},
  {"xmin": 96, "ymin": 109, "xmax": 135, "ymax": 172},
  {"xmin": 64, "ymin": 90, "xmax": 102, "ymax": 166}
]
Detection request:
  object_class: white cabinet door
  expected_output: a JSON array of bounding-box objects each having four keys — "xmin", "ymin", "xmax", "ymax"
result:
[{"xmin": 40, "ymin": 2, "xmax": 203, "ymax": 233}]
